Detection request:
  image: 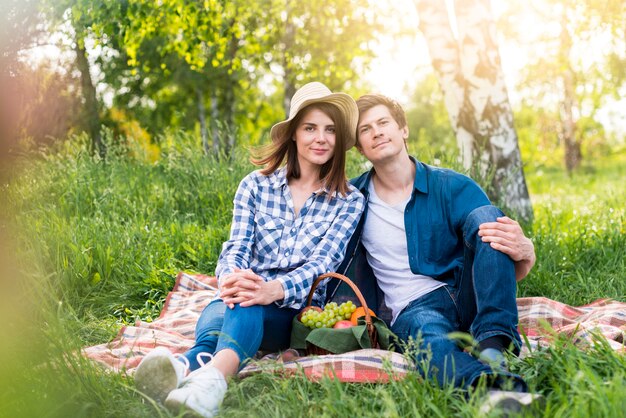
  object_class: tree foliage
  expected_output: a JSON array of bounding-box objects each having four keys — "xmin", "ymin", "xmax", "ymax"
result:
[
  {"xmin": 1, "ymin": 0, "xmax": 45, "ymax": 160},
  {"xmin": 274, "ymin": 0, "xmax": 379, "ymax": 113},
  {"xmin": 405, "ymin": 74, "xmax": 456, "ymax": 159},
  {"xmin": 498, "ymin": 0, "xmax": 626, "ymax": 173},
  {"xmin": 32, "ymin": 0, "xmax": 380, "ymax": 155}
]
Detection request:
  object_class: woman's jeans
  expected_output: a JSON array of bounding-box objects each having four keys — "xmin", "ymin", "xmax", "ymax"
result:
[
  {"xmin": 182, "ymin": 299, "xmax": 299, "ymax": 371},
  {"xmin": 391, "ymin": 206, "xmax": 526, "ymax": 390}
]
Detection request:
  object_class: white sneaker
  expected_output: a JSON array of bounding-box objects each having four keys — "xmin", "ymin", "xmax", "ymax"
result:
[
  {"xmin": 478, "ymin": 348, "xmax": 507, "ymax": 371},
  {"xmin": 134, "ymin": 347, "xmax": 189, "ymax": 403},
  {"xmin": 479, "ymin": 390, "xmax": 545, "ymax": 416},
  {"xmin": 165, "ymin": 366, "xmax": 228, "ymax": 418}
]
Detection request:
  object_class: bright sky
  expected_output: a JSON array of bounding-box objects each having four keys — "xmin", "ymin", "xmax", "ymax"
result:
[
  {"xmin": 363, "ymin": 0, "xmax": 525, "ymax": 105},
  {"xmin": 24, "ymin": 0, "xmax": 624, "ymax": 135},
  {"xmin": 363, "ymin": 0, "xmax": 625, "ymax": 134}
]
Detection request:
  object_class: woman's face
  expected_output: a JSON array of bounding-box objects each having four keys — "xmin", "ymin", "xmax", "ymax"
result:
[{"xmin": 293, "ymin": 108, "xmax": 336, "ymax": 172}]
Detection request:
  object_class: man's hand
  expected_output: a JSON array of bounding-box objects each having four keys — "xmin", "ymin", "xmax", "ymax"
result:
[
  {"xmin": 478, "ymin": 216, "xmax": 536, "ymax": 281},
  {"xmin": 220, "ymin": 268, "xmax": 284, "ymax": 308}
]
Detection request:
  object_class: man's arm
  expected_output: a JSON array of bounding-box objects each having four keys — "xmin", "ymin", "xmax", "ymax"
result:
[{"xmin": 478, "ymin": 216, "xmax": 536, "ymax": 281}]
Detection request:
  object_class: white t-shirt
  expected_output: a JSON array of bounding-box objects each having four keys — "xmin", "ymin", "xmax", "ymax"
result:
[{"xmin": 361, "ymin": 181, "xmax": 444, "ymax": 325}]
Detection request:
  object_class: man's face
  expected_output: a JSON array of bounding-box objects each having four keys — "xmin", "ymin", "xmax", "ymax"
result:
[{"xmin": 356, "ymin": 104, "xmax": 409, "ymax": 164}]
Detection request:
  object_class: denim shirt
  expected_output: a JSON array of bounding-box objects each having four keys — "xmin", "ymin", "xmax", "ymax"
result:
[{"xmin": 334, "ymin": 157, "xmax": 490, "ymax": 322}]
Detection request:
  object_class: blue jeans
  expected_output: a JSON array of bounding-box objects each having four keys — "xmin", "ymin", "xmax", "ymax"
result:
[
  {"xmin": 391, "ymin": 206, "xmax": 525, "ymax": 390},
  {"xmin": 182, "ymin": 299, "xmax": 299, "ymax": 371}
]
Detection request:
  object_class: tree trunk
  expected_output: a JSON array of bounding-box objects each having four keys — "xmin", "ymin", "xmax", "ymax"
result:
[
  {"xmin": 210, "ymin": 91, "xmax": 220, "ymax": 154},
  {"xmin": 415, "ymin": 0, "xmax": 477, "ymax": 168},
  {"xmin": 223, "ymin": 29, "xmax": 241, "ymax": 156},
  {"xmin": 196, "ymin": 86, "xmax": 209, "ymax": 155},
  {"xmin": 414, "ymin": 0, "xmax": 533, "ymax": 222},
  {"xmin": 454, "ymin": 0, "xmax": 532, "ymax": 221},
  {"xmin": 223, "ymin": 83, "xmax": 236, "ymax": 155},
  {"xmin": 559, "ymin": 10, "xmax": 581, "ymax": 174},
  {"xmin": 282, "ymin": 0, "xmax": 296, "ymax": 117},
  {"xmin": 74, "ymin": 38, "xmax": 104, "ymax": 157}
]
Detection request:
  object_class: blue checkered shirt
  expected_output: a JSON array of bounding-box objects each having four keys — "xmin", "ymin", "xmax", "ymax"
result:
[{"xmin": 215, "ymin": 168, "xmax": 365, "ymax": 309}]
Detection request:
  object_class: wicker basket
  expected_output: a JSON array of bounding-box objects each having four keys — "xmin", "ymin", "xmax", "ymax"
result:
[{"xmin": 301, "ymin": 272, "xmax": 378, "ymax": 355}]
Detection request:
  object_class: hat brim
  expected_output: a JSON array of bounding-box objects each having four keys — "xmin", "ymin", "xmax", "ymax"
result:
[{"xmin": 270, "ymin": 92, "xmax": 358, "ymax": 149}]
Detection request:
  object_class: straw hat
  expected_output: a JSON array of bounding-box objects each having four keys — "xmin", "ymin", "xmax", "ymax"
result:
[{"xmin": 270, "ymin": 82, "xmax": 358, "ymax": 149}]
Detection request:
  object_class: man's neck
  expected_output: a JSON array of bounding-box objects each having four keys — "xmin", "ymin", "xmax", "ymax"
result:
[{"xmin": 371, "ymin": 154, "xmax": 415, "ymax": 206}]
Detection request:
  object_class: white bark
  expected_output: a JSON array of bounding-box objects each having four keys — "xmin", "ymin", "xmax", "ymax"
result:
[
  {"xmin": 415, "ymin": 0, "xmax": 474, "ymax": 168},
  {"xmin": 413, "ymin": 0, "xmax": 533, "ymax": 221}
]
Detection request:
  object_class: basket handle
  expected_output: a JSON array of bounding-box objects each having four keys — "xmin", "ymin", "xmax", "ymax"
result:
[{"xmin": 305, "ymin": 272, "xmax": 376, "ymax": 346}]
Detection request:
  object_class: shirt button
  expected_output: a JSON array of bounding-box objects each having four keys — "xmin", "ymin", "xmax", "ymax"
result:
[
  {"xmin": 285, "ymin": 250, "xmax": 290, "ymax": 256},
  {"xmin": 291, "ymin": 227, "xmax": 296, "ymax": 233}
]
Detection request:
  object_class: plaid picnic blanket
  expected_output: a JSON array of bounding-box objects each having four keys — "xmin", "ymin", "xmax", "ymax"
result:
[{"xmin": 83, "ymin": 273, "xmax": 626, "ymax": 382}]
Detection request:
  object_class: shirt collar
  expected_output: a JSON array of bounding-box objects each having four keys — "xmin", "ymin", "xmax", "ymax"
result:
[
  {"xmin": 271, "ymin": 166, "xmax": 335, "ymax": 198},
  {"xmin": 362, "ymin": 156, "xmax": 428, "ymax": 195},
  {"xmin": 271, "ymin": 167, "xmax": 288, "ymax": 189},
  {"xmin": 409, "ymin": 156, "xmax": 429, "ymax": 194}
]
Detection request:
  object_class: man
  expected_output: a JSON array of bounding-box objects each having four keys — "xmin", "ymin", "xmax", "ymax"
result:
[{"xmin": 334, "ymin": 94, "xmax": 541, "ymax": 413}]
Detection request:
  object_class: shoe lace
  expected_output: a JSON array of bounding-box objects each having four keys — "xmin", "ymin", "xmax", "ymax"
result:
[
  {"xmin": 173, "ymin": 352, "xmax": 191, "ymax": 372},
  {"xmin": 196, "ymin": 352, "xmax": 214, "ymax": 368}
]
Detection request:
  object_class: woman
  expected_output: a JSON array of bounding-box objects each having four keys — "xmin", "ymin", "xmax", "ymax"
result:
[{"xmin": 135, "ymin": 82, "xmax": 365, "ymax": 417}]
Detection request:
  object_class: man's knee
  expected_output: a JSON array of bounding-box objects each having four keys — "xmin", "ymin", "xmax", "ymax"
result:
[{"xmin": 463, "ymin": 205, "xmax": 504, "ymax": 236}]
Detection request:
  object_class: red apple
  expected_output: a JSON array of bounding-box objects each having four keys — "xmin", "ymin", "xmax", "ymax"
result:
[{"xmin": 333, "ymin": 320, "xmax": 354, "ymax": 329}]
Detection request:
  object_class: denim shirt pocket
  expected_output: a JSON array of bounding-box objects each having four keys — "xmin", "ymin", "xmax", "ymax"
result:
[
  {"xmin": 254, "ymin": 211, "xmax": 285, "ymax": 260},
  {"xmin": 419, "ymin": 222, "xmax": 452, "ymax": 263}
]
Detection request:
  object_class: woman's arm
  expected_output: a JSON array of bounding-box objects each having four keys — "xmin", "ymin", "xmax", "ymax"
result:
[{"xmin": 214, "ymin": 174, "xmax": 257, "ymax": 282}]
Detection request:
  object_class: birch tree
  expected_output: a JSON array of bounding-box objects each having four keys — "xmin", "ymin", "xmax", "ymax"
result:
[{"xmin": 414, "ymin": 0, "xmax": 533, "ymax": 221}]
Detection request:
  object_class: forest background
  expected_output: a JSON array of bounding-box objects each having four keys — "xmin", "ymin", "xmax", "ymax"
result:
[{"xmin": 0, "ymin": 0, "xmax": 625, "ymax": 417}]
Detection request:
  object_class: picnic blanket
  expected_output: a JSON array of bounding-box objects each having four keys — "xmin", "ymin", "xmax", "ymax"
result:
[{"xmin": 83, "ymin": 272, "xmax": 626, "ymax": 382}]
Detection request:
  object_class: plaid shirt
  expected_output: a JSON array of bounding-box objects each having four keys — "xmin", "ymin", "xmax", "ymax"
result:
[{"xmin": 215, "ymin": 168, "xmax": 365, "ymax": 309}]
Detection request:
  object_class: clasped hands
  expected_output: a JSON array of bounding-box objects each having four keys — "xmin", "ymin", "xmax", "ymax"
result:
[{"xmin": 219, "ymin": 268, "xmax": 284, "ymax": 309}]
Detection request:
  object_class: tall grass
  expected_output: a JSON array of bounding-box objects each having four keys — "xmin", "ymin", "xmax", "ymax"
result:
[
  {"xmin": 1, "ymin": 135, "xmax": 624, "ymax": 417},
  {"xmin": 520, "ymin": 153, "xmax": 626, "ymax": 304}
]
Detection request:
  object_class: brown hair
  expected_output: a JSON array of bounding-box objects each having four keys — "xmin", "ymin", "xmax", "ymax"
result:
[
  {"xmin": 251, "ymin": 102, "xmax": 350, "ymax": 197},
  {"xmin": 355, "ymin": 94, "xmax": 408, "ymax": 145}
]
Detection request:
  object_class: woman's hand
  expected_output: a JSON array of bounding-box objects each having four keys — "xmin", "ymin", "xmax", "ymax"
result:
[
  {"xmin": 220, "ymin": 268, "xmax": 284, "ymax": 308},
  {"xmin": 478, "ymin": 216, "xmax": 536, "ymax": 281}
]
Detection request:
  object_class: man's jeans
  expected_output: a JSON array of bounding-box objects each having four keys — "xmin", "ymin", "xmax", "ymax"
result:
[
  {"xmin": 391, "ymin": 205, "xmax": 525, "ymax": 390},
  {"xmin": 182, "ymin": 299, "xmax": 299, "ymax": 371}
]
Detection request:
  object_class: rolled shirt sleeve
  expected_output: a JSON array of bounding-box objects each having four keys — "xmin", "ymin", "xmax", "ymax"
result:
[{"xmin": 214, "ymin": 174, "xmax": 256, "ymax": 282}]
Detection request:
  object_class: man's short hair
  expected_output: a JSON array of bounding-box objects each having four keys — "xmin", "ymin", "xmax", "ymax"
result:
[{"xmin": 356, "ymin": 94, "xmax": 408, "ymax": 130}]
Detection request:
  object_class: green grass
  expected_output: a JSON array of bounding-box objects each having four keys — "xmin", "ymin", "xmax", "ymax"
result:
[
  {"xmin": 1, "ymin": 135, "xmax": 624, "ymax": 417},
  {"xmin": 519, "ymin": 151, "xmax": 626, "ymax": 304}
]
